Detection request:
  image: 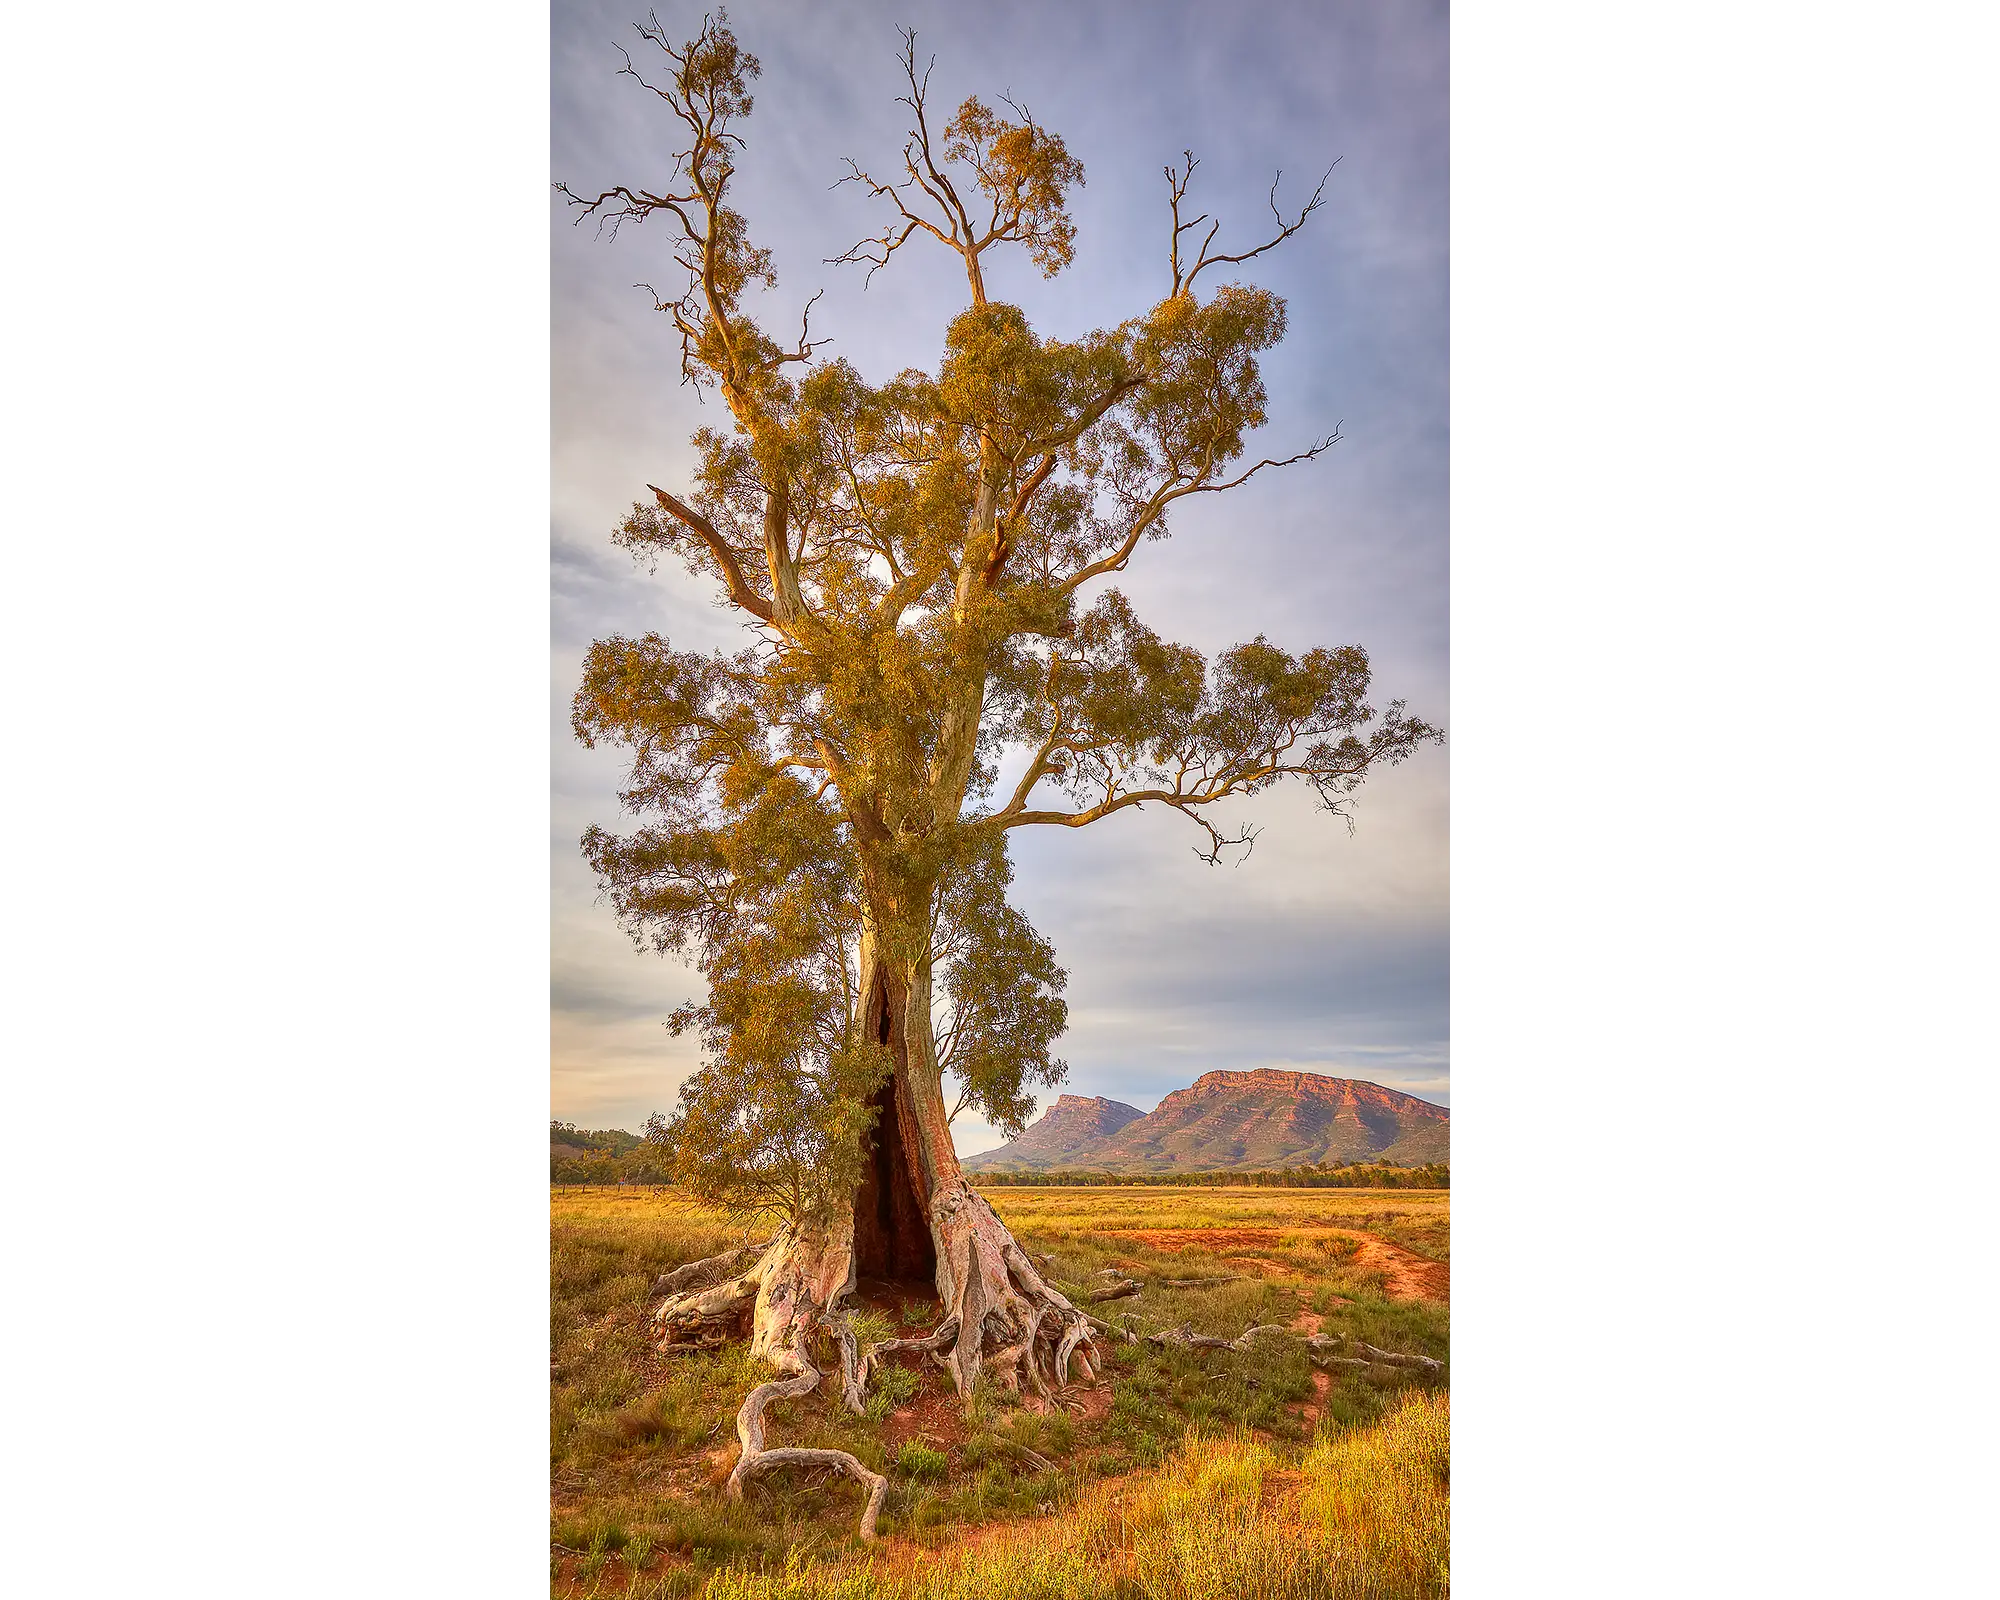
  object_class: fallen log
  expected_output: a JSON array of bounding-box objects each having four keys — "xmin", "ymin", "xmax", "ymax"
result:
[
  {"xmin": 1353, "ymin": 1339, "xmax": 1443, "ymax": 1374},
  {"xmin": 1144, "ymin": 1321, "xmax": 1442, "ymax": 1374}
]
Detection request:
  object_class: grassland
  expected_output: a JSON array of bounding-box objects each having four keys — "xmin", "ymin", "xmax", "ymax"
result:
[{"xmin": 551, "ymin": 1184, "xmax": 1449, "ymax": 1598}]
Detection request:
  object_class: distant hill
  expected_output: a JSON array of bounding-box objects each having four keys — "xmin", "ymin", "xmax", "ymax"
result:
[
  {"xmin": 962, "ymin": 1069, "xmax": 1447, "ymax": 1173},
  {"xmin": 964, "ymin": 1094, "xmax": 1144, "ymax": 1171}
]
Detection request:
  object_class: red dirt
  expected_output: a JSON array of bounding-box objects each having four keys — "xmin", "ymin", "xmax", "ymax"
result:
[
  {"xmin": 1298, "ymin": 1370, "xmax": 1334, "ymax": 1427},
  {"xmin": 1258, "ymin": 1466, "xmax": 1303, "ymax": 1512},
  {"xmin": 879, "ymin": 1383, "xmax": 971, "ymax": 1453},
  {"xmin": 1344, "ymin": 1235, "xmax": 1449, "ymax": 1302}
]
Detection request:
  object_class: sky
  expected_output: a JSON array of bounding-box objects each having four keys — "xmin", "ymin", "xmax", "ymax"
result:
[{"xmin": 551, "ymin": 0, "xmax": 1448, "ymax": 1153}]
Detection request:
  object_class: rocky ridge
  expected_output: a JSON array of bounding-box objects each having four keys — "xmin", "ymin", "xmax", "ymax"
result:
[{"xmin": 962, "ymin": 1068, "xmax": 1447, "ymax": 1173}]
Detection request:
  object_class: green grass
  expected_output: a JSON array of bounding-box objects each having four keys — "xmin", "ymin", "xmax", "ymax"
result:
[{"xmin": 551, "ymin": 1185, "xmax": 1447, "ymax": 1597}]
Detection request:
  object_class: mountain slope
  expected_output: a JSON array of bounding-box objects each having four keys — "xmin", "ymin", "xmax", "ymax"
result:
[
  {"xmin": 963, "ymin": 1070, "xmax": 1447, "ymax": 1173},
  {"xmin": 961, "ymin": 1094, "xmax": 1144, "ymax": 1172}
]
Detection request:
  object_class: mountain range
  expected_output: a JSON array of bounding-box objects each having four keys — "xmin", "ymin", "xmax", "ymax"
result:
[{"xmin": 961, "ymin": 1069, "xmax": 1448, "ymax": 1173}]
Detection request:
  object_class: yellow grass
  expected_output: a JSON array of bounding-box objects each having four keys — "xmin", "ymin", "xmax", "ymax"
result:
[
  {"xmin": 981, "ymin": 1184, "xmax": 1449, "ymax": 1230},
  {"xmin": 981, "ymin": 1184, "xmax": 1450, "ymax": 1263},
  {"xmin": 696, "ymin": 1393, "xmax": 1449, "ymax": 1599}
]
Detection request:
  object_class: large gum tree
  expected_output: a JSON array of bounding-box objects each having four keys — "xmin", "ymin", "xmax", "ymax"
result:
[{"xmin": 561, "ymin": 13, "xmax": 1439, "ymax": 1531}]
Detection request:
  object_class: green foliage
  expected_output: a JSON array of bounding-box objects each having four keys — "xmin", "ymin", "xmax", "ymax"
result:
[
  {"xmin": 862, "ymin": 1361, "xmax": 919, "ymax": 1424},
  {"xmin": 894, "ymin": 1441, "xmax": 949, "ymax": 1481}
]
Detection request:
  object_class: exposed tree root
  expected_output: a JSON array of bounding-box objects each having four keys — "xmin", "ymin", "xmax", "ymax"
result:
[
  {"xmin": 650, "ymin": 1226, "xmax": 888, "ymax": 1541},
  {"xmin": 649, "ymin": 1246, "xmax": 766, "ymax": 1349},
  {"xmin": 994, "ymin": 1437, "xmax": 1055, "ymax": 1473},
  {"xmin": 647, "ymin": 1207, "xmax": 1104, "ymax": 1541},
  {"xmin": 652, "ymin": 1243, "xmax": 768, "ymax": 1299},
  {"xmin": 725, "ymin": 1325, "xmax": 888, "ymax": 1542},
  {"xmin": 1146, "ymin": 1322, "xmax": 1292, "ymax": 1353},
  {"xmin": 927, "ymin": 1179, "xmax": 1100, "ymax": 1397},
  {"xmin": 1078, "ymin": 1307, "xmax": 1142, "ymax": 1344},
  {"xmin": 846, "ymin": 1317, "xmax": 961, "ymax": 1412},
  {"xmin": 642, "ymin": 1209, "xmax": 1448, "ymax": 1544}
]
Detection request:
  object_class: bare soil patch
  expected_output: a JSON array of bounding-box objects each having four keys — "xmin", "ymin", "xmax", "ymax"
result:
[
  {"xmin": 1299, "ymin": 1370, "xmax": 1334, "ymax": 1427},
  {"xmin": 1345, "ymin": 1234, "xmax": 1449, "ymax": 1302},
  {"xmin": 1257, "ymin": 1466, "xmax": 1303, "ymax": 1515},
  {"xmin": 880, "ymin": 1384, "xmax": 971, "ymax": 1453}
]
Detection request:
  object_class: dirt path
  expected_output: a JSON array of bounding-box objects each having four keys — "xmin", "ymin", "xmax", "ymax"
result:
[
  {"xmin": 1298, "ymin": 1369, "xmax": 1335, "ymax": 1427},
  {"xmin": 1100, "ymin": 1226, "xmax": 1448, "ymax": 1303}
]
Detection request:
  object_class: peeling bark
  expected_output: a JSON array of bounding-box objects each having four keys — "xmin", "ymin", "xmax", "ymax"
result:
[{"xmin": 652, "ymin": 1244, "xmax": 768, "ymax": 1299}]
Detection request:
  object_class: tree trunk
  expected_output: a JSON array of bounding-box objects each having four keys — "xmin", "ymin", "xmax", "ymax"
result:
[
  {"xmin": 846, "ymin": 934, "xmax": 1098, "ymax": 1398},
  {"xmin": 648, "ymin": 926, "xmax": 1097, "ymax": 1546}
]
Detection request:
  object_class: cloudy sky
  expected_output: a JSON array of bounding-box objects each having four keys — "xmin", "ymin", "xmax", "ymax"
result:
[{"xmin": 551, "ymin": 0, "xmax": 1448, "ymax": 1152}]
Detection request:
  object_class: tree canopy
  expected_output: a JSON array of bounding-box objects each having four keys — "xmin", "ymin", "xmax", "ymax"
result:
[{"xmin": 564, "ymin": 13, "xmax": 1441, "ymax": 1228}]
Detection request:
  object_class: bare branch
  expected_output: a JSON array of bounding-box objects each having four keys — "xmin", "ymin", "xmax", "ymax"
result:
[{"xmin": 1171, "ymin": 158, "xmax": 1337, "ymax": 298}]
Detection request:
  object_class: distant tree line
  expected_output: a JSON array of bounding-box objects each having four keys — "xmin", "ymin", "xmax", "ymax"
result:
[
  {"xmin": 551, "ymin": 1121, "xmax": 1446, "ymax": 1189},
  {"xmin": 550, "ymin": 1121, "xmax": 645, "ymax": 1155},
  {"xmin": 971, "ymin": 1161, "xmax": 1449, "ymax": 1189},
  {"xmin": 549, "ymin": 1121, "xmax": 662, "ymax": 1185}
]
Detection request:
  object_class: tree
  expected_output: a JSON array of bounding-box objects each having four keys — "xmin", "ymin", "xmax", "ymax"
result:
[{"xmin": 560, "ymin": 10, "xmax": 1439, "ymax": 1521}]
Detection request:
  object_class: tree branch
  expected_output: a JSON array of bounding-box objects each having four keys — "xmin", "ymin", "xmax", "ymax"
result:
[
  {"xmin": 1171, "ymin": 157, "xmax": 1338, "ymax": 298},
  {"xmin": 647, "ymin": 485, "xmax": 777, "ymax": 622}
]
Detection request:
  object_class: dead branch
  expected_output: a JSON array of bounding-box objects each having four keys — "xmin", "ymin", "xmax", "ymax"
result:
[
  {"xmin": 994, "ymin": 1437, "xmax": 1055, "ymax": 1473},
  {"xmin": 1167, "ymin": 150, "xmax": 1337, "ymax": 299},
  {"xmin": 1141, "ymin": 1320, "xmax": 1442, "ymax": 1375},
  {"xmin": 1076, "ymin": 1307, "xmax": 1139, "ymax": 1345},
  {"xmin": 1352, "ymin": 1339, "xmax": 1443, "ymax": 1374}
]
